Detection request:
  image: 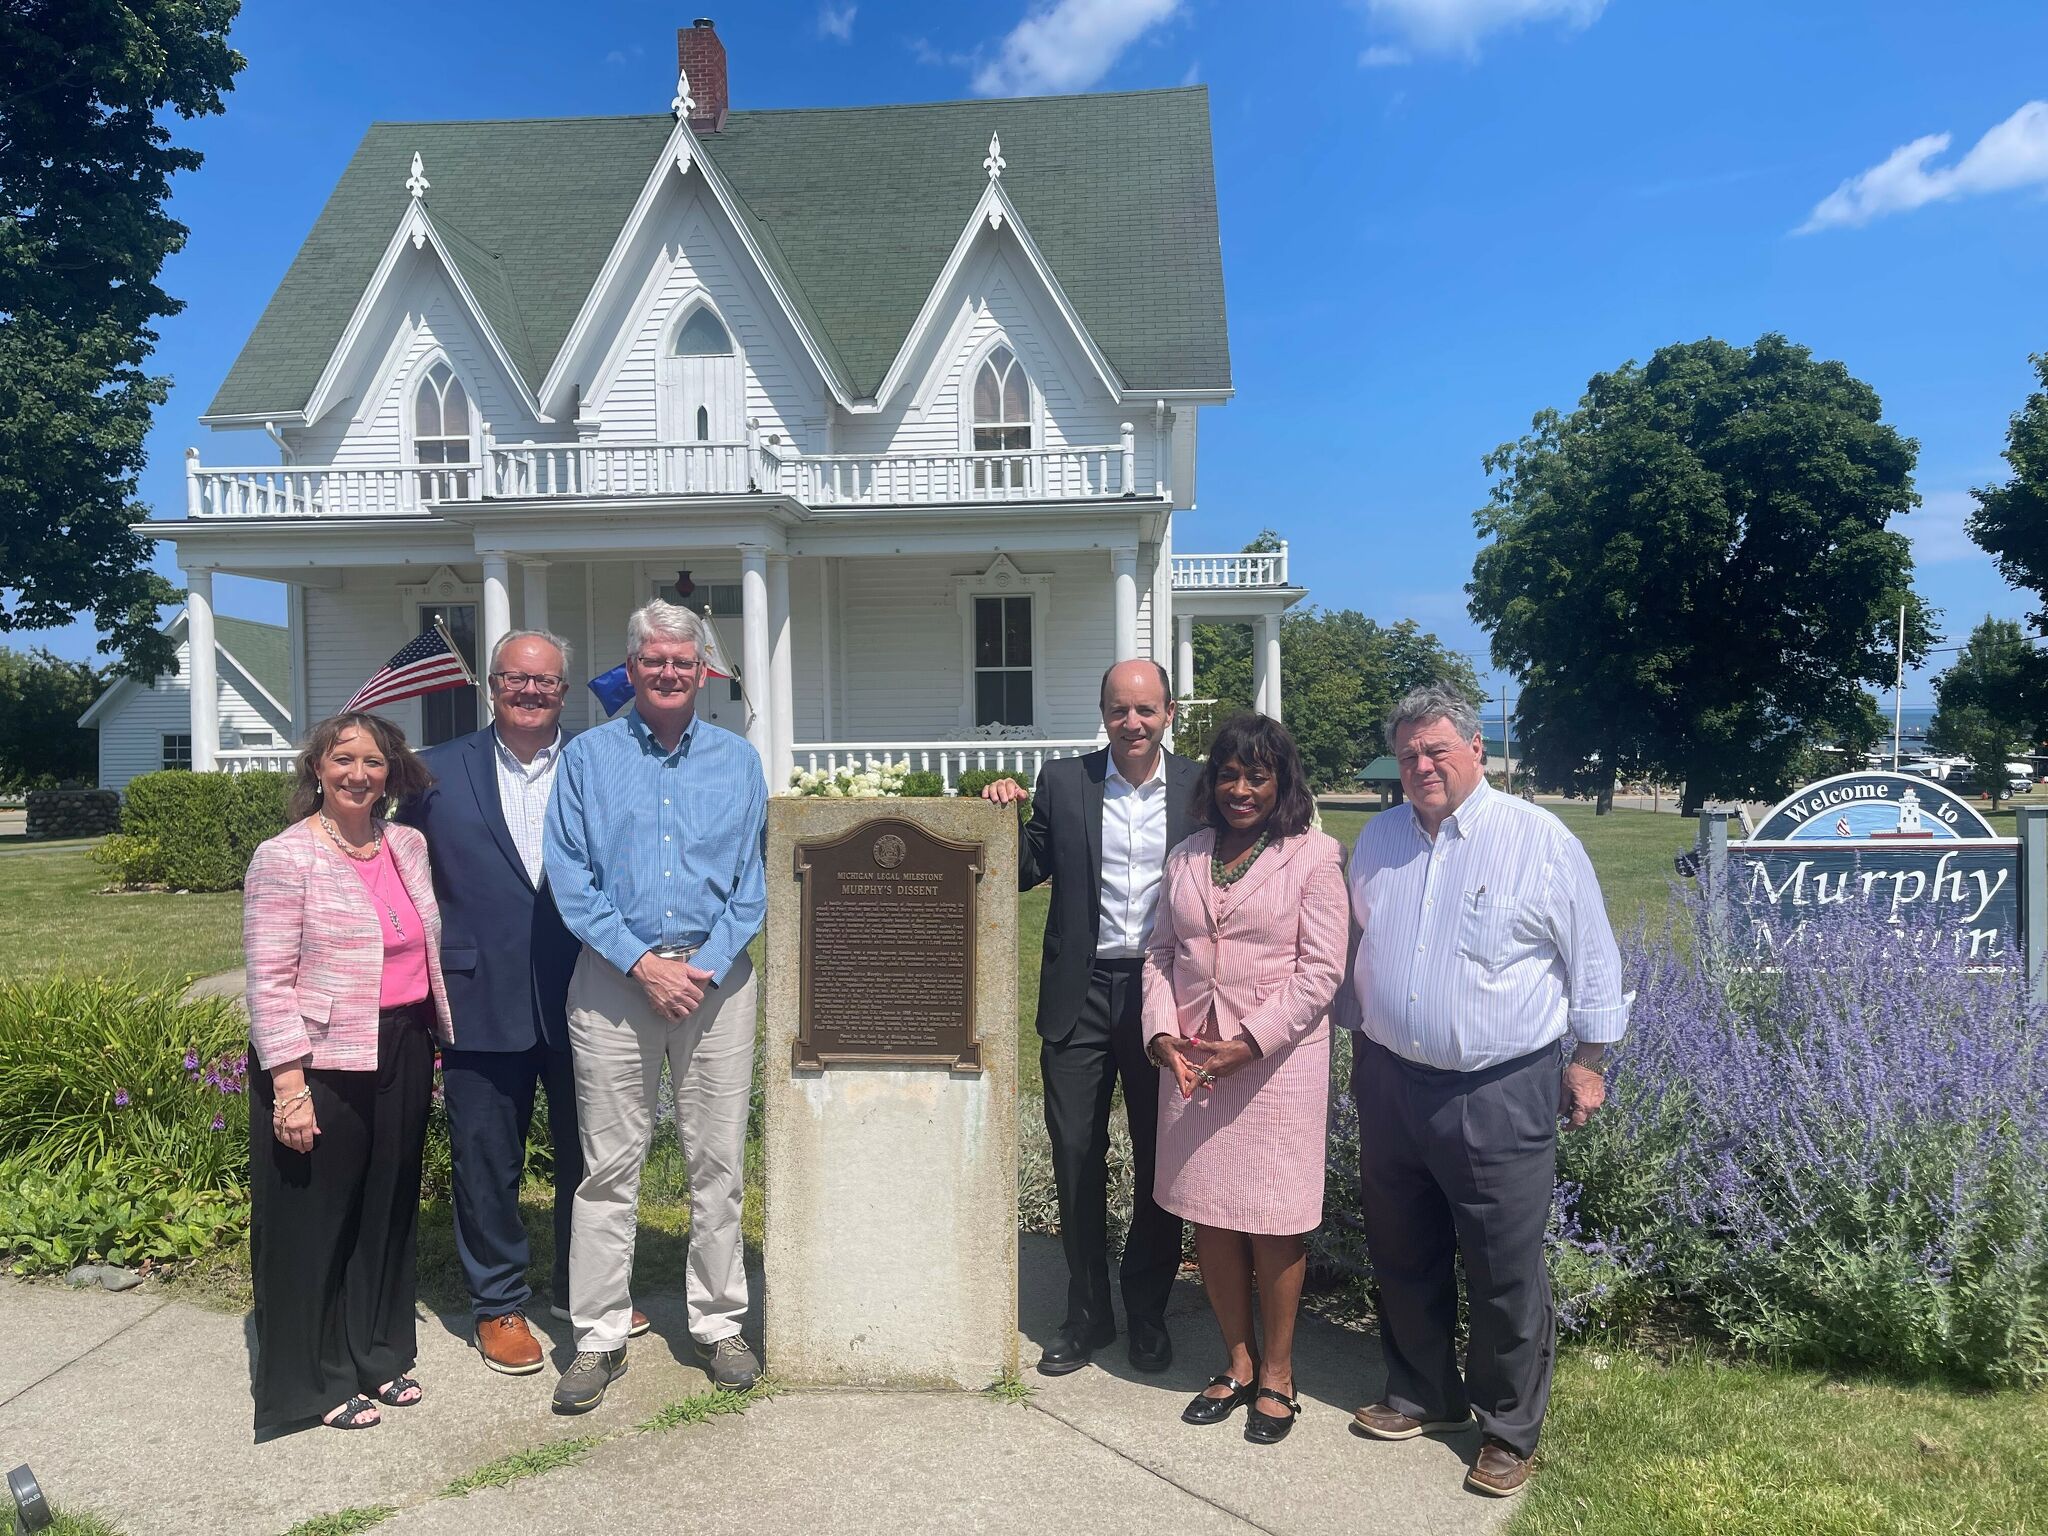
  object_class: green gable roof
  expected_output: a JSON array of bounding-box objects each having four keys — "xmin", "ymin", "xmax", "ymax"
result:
[
  {"xmin": 207, "ymin": 87, "xmax": 1228, "ymax": 419},
  {"xmin": 214, "ymin": 616, "xmax": 291, "ymax": 707}
]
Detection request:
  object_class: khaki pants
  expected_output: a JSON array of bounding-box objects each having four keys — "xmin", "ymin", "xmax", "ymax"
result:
[{"xmin": 565, "ymin": 946, "xmax": 756, "ymax": 1351}]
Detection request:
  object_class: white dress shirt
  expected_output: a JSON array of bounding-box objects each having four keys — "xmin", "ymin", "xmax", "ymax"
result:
[
  {"xmin": 1096, "ymin": 751, "xmax": 1170, "ymax": 958},
  {"xmin": 1345, "ymin": 779, "xmax": 1631, "ymax": 1071},
  {"xmin": 493, "ymin": 726, "xmax": 563, "ymax": 886}
]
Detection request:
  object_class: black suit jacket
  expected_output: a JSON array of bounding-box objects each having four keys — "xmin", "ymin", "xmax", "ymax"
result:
[
  {"xmin": 398, "ymin": 728, "xmax": 581, "ymax": 1053},
  {"xmin": 1019, "ymin": 746, "xmax": 1202, "ymax": 1042}
]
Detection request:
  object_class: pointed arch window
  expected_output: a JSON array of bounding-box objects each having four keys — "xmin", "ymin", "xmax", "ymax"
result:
[
  {"xmin": 413, "ymin": 362, "xmax": 471, "ymax": 465},
  {"xmin": 971, "ymin": 344, "xmax": 1032, "ymax": 494},
  {"xmin": 674, "ymin": 307, "xmax": 733, "ymax": 357}
]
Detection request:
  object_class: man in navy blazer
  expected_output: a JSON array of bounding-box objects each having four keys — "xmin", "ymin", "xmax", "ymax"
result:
[{"xmin": 400, "ymin": 630, "xmax": 612, "ymax": 1374}]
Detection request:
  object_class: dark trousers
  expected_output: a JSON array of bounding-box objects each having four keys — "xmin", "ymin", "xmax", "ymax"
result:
[
  {"xmin": 441, "ymin": 1041, "xmax": 581, "ymax": 1321},
  {"xmin": 1353, "ymin": 1035, "xmax": 1560, "ymax": 1459},
  {"xmin": 250, "ymin": 1008, "xmax": 433, "ymax": 1438},
  {"xmin": 1041, "ymin": 960, "xmax": 1182, "ymax": 1334}
]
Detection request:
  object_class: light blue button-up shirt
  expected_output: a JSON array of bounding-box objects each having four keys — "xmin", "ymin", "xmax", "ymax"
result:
[
  {"xmin": 542, "ymin": 708, "xmax": 766, "ymax": 986},
  {"xmin": 1344, "ymin": 779, "xmax": 1631, "ymax": 1071}
]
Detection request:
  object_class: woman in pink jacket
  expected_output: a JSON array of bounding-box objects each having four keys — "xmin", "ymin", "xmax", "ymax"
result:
[
  {"xmin": 1143, "ymin": 714, "xmax": 1349, "ymax": 1445},
  {"xmin": 244, "ymin": 712, "xmax": 452, "ymax": 1437}
]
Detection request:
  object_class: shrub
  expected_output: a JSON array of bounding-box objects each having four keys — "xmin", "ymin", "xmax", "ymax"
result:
[
  {"xmin": 0, "ymin": 1156, "xmax": 246, "ymax": 1274},
  {"xmin": 786, "ymin": 759, "xmax": 910, "ymax": 798},
  {"xmin": 899, "ymin": 770, "xmax": 945, "ymax": 798},
  {"xmin": 954, "ymin": 769, "xmax": 1030, "ymax": 801},
  {"xmin": 98, "ymin": 770, "xmax": 291, "ymax": 889}
]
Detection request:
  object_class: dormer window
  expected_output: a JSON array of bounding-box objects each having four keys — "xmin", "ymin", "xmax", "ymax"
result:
[
  {"xmin": 674, "ymin": 307, "xmax": 733, "ymax": 357},
  {"xmin": 413, "ymin": 362, "xmax": 471, "ymax": 464},
  {"xmin": 971, "ymin": 345, "xmax": 1030, "ymax": 453}
]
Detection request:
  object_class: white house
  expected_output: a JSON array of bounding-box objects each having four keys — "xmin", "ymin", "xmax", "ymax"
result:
[
  {"xmin": 146, "ymin": 22, "xmax": 1304, "ymax": 789},
  {"xmin": 79, "ymin": 613, "xmax": 294, "ymax": 792}
]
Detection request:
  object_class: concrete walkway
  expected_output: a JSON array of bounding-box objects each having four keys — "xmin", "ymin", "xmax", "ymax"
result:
[{"xmin": 0, "ymin": 1238, "xmax": 1512, "ymax": 1536}]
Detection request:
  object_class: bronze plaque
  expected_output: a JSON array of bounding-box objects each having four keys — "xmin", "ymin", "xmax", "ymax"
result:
[{"xmin": 793, "ymin": 817, "xmax": 984, "ymax": 1073}]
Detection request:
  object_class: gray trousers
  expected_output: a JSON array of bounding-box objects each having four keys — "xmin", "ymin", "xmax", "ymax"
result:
[{"xmin": 1352, "ymin": 1035, "xmax": 1559, "ymax": 1459}]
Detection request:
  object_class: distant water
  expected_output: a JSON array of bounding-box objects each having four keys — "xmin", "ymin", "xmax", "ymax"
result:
[{"xmin": 1886, "ymin": 705, "xmax": 1937, "ymax": 741}]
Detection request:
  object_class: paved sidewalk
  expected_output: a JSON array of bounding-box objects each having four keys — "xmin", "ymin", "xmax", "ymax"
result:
[{"xmin": 0, "ymin": 1238, "xmax": 1512, "ymax": 1536}]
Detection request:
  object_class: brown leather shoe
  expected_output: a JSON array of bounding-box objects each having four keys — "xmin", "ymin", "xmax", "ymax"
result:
[
  {"xmin": 1352, "ymin": 1401, "xmax": 1473, "ymax": 1440},
  {"xmin": 475, "ymin": 1312, "xmax": 545, "ymax": 1376},
  {"xmin": 1465, "ymin": 1438, "xmax": 1531, "ymax": 1498},
  {"xmin": 549, "ymin": 1304, "xmax": 652, "ymax": 1337}
]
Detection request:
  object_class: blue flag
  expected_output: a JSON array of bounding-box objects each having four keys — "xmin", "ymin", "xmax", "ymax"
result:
[{"xmin": 587, "ymin": 662, "xmax": 634, "ymax": 716}]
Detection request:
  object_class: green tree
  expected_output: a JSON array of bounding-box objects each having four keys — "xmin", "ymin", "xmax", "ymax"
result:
[
  {"xmin": 1968, "ymin": 353, "xmax": 2048, "ymax": 627},
  {"xmin": 1926, "ymin": 617, "xmax": 2044, "ymax": 807},
  {"xmin": 1468, "ymin": 333, "xmax": 1930, "ymax": 815},
  {"xmin": 1, "ymin": 1, "xmax": 244, "ymax": 678},
  {"xmin": 0, "ymin": 647, "xmax": 107, "ymax": 789}
]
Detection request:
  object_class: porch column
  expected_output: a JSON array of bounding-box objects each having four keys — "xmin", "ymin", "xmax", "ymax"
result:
[
  {"xmin": 1111, "ymin": 546, "xmax": 1139, "ymax": 662},
  {"xmin": 1176, "ymin": 613, "xmax": 1194, "ymax": 700},
  {"xmin": 185, "ymin": 564, "xmax": 220, "ymax": 772},
  {"xmin": 481, "ymin": 552, "xmax": 512, "ymax": 701},
  {"xmin": 1251, "ymin": 620, "xmax": 1269, "ymax": 718},
  {"xmin": 768, "ymin": 553, "xmax": 794, "ymax": 792},
  {"xmin": 1260, "ymin": 611, "xmax": 1284, "ymax": 723},
  {"xmin": 739, "ymin": 544, "xmax": 773, "ymax": 785},
  {"xmin": 520, "ymin": 558, "xmax": 550, "ymax": 636}
]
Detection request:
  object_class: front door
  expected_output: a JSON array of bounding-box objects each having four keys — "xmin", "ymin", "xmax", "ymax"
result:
[{"xmin": 657, "ymin": 305, "xmax": 744, "ymax": 446}]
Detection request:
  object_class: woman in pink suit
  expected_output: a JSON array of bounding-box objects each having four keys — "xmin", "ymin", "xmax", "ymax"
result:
[
  {"xmin": 244, "ymin": 712, "xmax": 452, "ymax": 1437},
  {"xmin": 1143, "ymin": 713, "xmax": 1349, "ymax": 1444}
]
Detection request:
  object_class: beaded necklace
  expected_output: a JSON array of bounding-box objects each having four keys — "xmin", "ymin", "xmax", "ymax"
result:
[{"xmin": 1210, "ymin": 827, "xmax": 1272, "ymax": 887}]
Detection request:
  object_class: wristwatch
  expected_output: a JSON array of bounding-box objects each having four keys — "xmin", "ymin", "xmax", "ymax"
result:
[{"xmin": 1568, "ymin": 1039, "xmax": 1608, "ymax": 1069}]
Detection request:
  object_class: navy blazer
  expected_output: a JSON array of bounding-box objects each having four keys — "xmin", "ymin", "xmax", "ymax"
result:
[{"xmin": 399, "ymin": 727, "xmax": 581, "ymax": 1053}]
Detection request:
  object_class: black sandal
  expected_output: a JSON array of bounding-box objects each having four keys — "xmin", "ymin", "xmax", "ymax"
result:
[
  {"xmin": 1181, "ymin": 1373, "xmax": 1257, "ymax": 1425},
  {"xmin": 375, "ymin": 1375, "xmax": 422, "ymax": 1407},
  {"xmin": 1244, "ymin": 1387, "xmax": 1301, "ymax": 1444},
  {"xmin": 322, "ymin": 1394, "xmax": 381, "ymax": 1430}
]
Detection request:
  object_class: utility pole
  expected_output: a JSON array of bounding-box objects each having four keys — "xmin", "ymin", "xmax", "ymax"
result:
[{"xmin": 1892, "ymin": 602, "xmax": 1906, "ymax": 771}]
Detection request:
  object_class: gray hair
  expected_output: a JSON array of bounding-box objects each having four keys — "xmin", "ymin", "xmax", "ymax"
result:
[
  {"xmin": 626, "ymin": 599, "xmax": 708, "ymax": 660},
  {"xmin": 489, "ymin": 628, "xmax": 573, "ymax": 675},
  {"xmin": 1385, "ymin": 684, "xmax": 1484, "ymax": 751}
]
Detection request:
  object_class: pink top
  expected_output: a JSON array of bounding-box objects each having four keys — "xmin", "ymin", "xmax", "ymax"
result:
[{"xmin": 346, "ymin": 839, "xmax": 430, "ymax": 1009}]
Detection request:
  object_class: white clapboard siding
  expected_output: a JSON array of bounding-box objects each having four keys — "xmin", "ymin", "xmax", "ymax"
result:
[{"xmin": 96, "ymin": 637, "xmax": 287, "ymax": 793}]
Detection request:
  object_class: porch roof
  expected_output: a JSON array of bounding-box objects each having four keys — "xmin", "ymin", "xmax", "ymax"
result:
[{"xmin": 208, "ymin": 87, "xmax": 1230, "ymax": 420}]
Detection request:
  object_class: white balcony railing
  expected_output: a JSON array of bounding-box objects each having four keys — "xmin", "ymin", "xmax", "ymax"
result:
[
  {"xmin": 487, "ymin": 440, "xmax": 763, "ymax": 499},
  {"xmin": 1170, "ymin": 545, "xmax": 1290, "ymax": 590},
  {"xmin": 214, "ymin": 749, "xmax": 299, "ymax": 774},
  {"xmin": 791, "ymin": 738, "xmax": 1098, "ymax": 793},
  {"xmin": 771, "ymin": 434, "xmax": 1135, "ymax": 506},
  {"xmin": 184, "ymin": 454, "xmax": 479, "ymax": 519}
]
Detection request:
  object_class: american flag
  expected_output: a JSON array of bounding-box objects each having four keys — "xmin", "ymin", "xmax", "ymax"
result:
[{"xmin": 343, "ymin": 624, "xmax": 475, "ymax": 713}]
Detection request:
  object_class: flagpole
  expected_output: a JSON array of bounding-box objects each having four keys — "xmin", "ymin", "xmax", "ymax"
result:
[
  {"xmin": 434, "ymin": 618, "xmax": 479, "ymax": 687},
  {"xmin": 699, "ymin": 606, "xmax": 757, "ymax": 729}
]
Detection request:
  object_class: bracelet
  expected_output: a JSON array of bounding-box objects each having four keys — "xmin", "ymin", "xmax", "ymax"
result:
[{"xmin": 272, "ymin": 1087, "xmax": 312, "ymax": 1116}]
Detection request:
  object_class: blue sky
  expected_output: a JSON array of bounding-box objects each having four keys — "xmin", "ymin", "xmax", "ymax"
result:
[{"xmin": 29, "ymin": 0, "xmax": 2048, "ymax": 707}]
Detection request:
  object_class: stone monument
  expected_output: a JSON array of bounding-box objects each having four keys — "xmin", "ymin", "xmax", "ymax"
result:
[{"xmin": 763, "ymin": 796, "xmax": 1019, "ymax": 1387}]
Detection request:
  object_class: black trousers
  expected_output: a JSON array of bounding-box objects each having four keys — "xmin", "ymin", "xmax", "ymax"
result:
[
  {"xmin": 1353, "ymin": 1035, "xmax": 1561, "ymax": 1459},
  {"xmin": 1041, "ymin": 960, "xmax": 1182, "ymax": 1334},
  {"xmin": 250, "ymin": 1008, "xmax": 434, "ymax": 1438},
  {"xmin": 441, "ymin": 1042, "xmax": 581, "ymax": 1321}
]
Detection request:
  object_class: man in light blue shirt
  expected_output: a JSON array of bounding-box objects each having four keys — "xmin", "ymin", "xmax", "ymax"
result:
[
  {"xmin": 1339, "ymin": 685, "xmax": 1629, "ymax": 1499},
  {"xmin": 543, "ymin": 599, "xmax": 766, "ymax": 1412}
]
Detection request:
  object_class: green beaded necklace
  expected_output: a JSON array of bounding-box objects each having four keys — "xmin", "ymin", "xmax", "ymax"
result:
[{"xmin": 1210, "ymin": 826, "xmax": 1273, "ymax": 887}]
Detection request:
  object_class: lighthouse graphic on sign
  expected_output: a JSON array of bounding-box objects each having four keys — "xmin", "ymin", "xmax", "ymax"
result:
[{"xmin": 1870, "ymin": 787, "xmax": 1935, "ymax": 840}]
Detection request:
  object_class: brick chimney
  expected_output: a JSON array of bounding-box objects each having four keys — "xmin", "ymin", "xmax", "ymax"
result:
[{"xmin": 677, "ymin": 19, "xmax": 728, "ymax": 133}]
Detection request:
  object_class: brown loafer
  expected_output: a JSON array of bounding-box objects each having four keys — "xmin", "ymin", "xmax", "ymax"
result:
[
  {"xmin": 475, "ymin": 1312, "xmax": 545, "ymax": 1375},
  {"xmin": 1465, "ymin": 1438, "xmax": 1531, "ymax": 1498},
  {"xmin": 1351, "ymin": 1401, "xmax": 1473, "ymax": 1440},
  {"xmin": 549, "ymin": 1304, "xmax": 652, "ymax": 1337}
]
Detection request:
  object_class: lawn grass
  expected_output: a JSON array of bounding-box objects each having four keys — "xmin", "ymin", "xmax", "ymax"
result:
[
  {"xmin": 1511, "ymin": 1347, "xmax": 2048, "ymax": 1536},
  {"xmin": 0, "ymin": 846, "xmax": 244, "ymax": 985}
]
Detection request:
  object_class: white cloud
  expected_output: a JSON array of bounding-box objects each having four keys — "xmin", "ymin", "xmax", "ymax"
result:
[
  {"xmin": 1359, "ymin": 44, "xmax": 1412, "ymax": 67},
  {"xmin": 1179, "ymin": 59, "xmax": 1200, "ymax": 86},
  {"xmin": 1895, "ymin": 490, "xmax": 1982, "ymax": 567},
  {"xmin": 1360, "ymin": 0, "xmax": 1607, "ymax": 58},
  {"xmin": 1799, "ymin": 100, "xmax": 2048, "ymax": 234},
  {"xmin": 972, "ymin": 0, "xmax": 1181, "ymax": 97},
  {"xmin": 818, "ymin": 4, "xmax": 856, "ymax": 42}
]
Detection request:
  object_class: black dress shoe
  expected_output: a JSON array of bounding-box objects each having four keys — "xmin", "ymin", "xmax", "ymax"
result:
[
  {"xmin": 1244, "ymin": 1388, "xmax": 1301, "ymax": 1445},
  {"xmin": 1181, "ymin": 1374, "xmax": 1256, "ymax": 1425},
  {"xmin": 1037, "ymin": 1322, "xmax": 1116, "ymax": 1375},
  {"xmin": 1127, "ymin": 1320, "xmax": 1173, "ymax": 1374}
]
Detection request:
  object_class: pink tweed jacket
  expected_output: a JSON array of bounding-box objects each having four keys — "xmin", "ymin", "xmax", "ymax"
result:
[
  {"xmin": 1141, "ymin": 828, "xmax": 1350, "ymax": 1058},
  {"xmin": 243, "ymin": 816, "xmax": 454, "ymax": 1071}
]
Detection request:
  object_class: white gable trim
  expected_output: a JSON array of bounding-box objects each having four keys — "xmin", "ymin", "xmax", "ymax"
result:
[
  {"xmin": 78, "ymin": 610, "xmax": 293, "ymax": 735},
  {"xmin": 301, "ymin": 201, "xmax": 545, "ymax": 429},
  {"xmin": 540, "ymin": 117, "xmax": 852, "ymax": 417},
  {"xmin": 877, "ymin": 181, "xmax": 1124, "ymax": 413}
]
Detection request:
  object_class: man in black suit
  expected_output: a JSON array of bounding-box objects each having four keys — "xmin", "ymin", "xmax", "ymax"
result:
[
  {"xmin": 982, "ymin": 658, "xmax": 1199, "ymax": 1374},
  {"xmin": 401, "ymin": 631, "xmax": 640, "ymax": 1373}
]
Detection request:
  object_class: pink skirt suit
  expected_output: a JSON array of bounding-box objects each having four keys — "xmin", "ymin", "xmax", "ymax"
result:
[{"xmin": 1141, "ymin": 829, "xmax": 1351, "ymax": 1236}]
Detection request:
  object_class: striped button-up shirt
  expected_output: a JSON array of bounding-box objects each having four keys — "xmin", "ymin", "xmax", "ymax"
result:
[
  {"xmin": 542, "ymin": 708, "xmax": 766, "ymax": 985},
  {"xmin": 493, "ymin": 726, "xmax": 562, "ymax": 886},
  {"xmin": 1344, "ymin": 780, "xmax": 1631, "ymax": 1071}
]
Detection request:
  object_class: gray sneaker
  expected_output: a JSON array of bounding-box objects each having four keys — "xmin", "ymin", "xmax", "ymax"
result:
[
  {"xmin": 552, "ymin": 1347, "xmax": 627, "ymax": 1414},
  {"xmin": 694, "ymin": 1334, "xmax": 760, "ymax": 1390}
]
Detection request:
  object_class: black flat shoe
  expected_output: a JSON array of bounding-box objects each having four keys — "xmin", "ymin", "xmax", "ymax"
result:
[
  {"xmin": 1037, "ymin": 1322, "xmax": 1116, "ymax": 1376},
  {"xmin": 1244, "ymin": 1388, "xmax": 1301, "ymax": 1444},
  {"xmin": 1181, "ymin": 1374, "xmax": 1256, "ymax": 1425}
]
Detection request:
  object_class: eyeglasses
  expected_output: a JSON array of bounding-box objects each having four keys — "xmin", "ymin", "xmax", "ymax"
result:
[
  {"xmin": 630, "ymin": 657, "xmax": 702, "ymax": 677},
  {"xmin": 490, "ymin": 672, "xmax": 566, "ymax": 694}
]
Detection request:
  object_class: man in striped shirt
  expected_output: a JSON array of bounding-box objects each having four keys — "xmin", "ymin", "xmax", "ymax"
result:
[{"xmin": 1339, "ymin": 685, "xmax": 1630, "ymax": 1499}]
